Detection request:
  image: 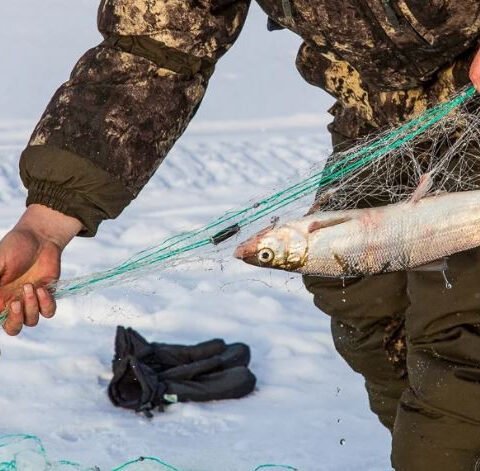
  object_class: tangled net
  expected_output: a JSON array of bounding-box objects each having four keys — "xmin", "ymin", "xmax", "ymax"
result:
[
  {"xmin": 0, "ymin": 86, "xmax": 478, "ymax": 323},
  {"xmin": 1, "ymin": 88, "xmax": 479, "ymax": 469},
  {"xmin": 0, "ymin": 434, "xmax": 297, "ymax": 471}
]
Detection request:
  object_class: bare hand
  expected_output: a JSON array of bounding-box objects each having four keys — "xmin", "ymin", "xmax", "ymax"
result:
[
  {"xmin": 470, "ymin": 47, "xmax": 480, "ymax": 92},
  {"xmin": 0, "ymin": 205, "xmax": 82, "ymax": 335}
]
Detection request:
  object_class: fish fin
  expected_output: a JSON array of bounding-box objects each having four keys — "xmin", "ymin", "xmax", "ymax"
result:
[
  {"xmin": 411, "ymin": 257, "xmax": 448, "ymax": 272},
  {"xmin": 308, "ymin": 216, "xmax": 351, "ymax": 234},
  {"xmin": 409, "ymin": 171, "xmax": 434, "ymax": 204}
]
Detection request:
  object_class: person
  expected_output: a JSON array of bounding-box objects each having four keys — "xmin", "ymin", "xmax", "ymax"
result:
[{"xmin": 2, "ymin": 1, "xmax": 480, "ymax": 469}]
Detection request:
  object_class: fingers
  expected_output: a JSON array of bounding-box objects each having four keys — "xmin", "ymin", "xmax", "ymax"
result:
[
  {"xmin": 37, "ymin": 287, "xmax": 56, "ymax": 319},
  {"xmin": 3, "ymin": 301, "xmax": 24, "ymax": 336},
  {"xmin": 2, "ymin": 284, "xmax": 56, "ymax": 336},
  {"xmin": 23, "ymin": 284, "xmax": 39, "ymax": 327},
  {"xmin": 469, "ymin": 48, "xmax": 480, "ymax": 91}
]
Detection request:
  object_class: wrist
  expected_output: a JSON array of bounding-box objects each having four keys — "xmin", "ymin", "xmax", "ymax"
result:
[{"xmin": 15, "ymin": 204, "xmax": 83, "ymax": 249}]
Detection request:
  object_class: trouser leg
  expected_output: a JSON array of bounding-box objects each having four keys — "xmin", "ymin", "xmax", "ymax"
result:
[
  {"xmin": 303, "ymin": 272, "xmax": 409, "ymax": 432},
  {"xmin": 392, "ymin": 248, "xmax": 480, "ymax": 471}
]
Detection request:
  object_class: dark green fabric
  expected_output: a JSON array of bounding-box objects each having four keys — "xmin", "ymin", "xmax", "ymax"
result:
[
  {"xmin": 392, "ymin": 248, "xmax": 480, "ymax": 470},
  {"xmin": 304, "ymin": 248, "xmax": 480, "ymax": 470},
  {"xmin": 20, "ymin": 145, "xmax": 134, "ymax": 237},
  {"xmin": 303, "ymin": 272, "xmax": 409, "ymax": 432}
]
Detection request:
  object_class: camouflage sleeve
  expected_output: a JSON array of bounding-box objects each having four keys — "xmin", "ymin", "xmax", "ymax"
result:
[{"xmin": 20, "ymin": 0, "xmax": 250, "ymax": 236}]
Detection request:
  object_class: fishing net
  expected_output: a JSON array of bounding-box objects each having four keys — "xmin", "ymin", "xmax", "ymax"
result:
[
  {"xmin": 0, "ymin": 434, "xmax": 297, "ymax": 471},
  {"xmin": 0, "ymin": 87, "xmax": 479, "ymax": 471},
  {"xmin": 1, "ymin": 85, "xmax": 478, "ymax": 324}
]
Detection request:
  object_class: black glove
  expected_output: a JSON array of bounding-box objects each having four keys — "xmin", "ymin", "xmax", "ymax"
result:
[{"xmin": 108, "ymin": 326, "xmax": 256, "ymax": 417}]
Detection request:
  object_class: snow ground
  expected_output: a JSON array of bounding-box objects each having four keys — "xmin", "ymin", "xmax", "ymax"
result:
[{"xmin": 0, "ymin": 2, "xmax": 391, "ymax": 470}]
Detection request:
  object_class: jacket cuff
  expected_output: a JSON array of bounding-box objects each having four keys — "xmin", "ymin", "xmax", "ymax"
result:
[
  {"xmin": 20, "ymin": 145, "xmax": 135, "ymax": 237},
  {"xmin": 26, "ymin": 180, "xmax": 105, "ymax": 237},
  {"xmin": 26, "ymin": 180, "xmax": 70, "ymax": 214}
]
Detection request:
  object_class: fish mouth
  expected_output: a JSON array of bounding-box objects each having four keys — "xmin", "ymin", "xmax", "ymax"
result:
[
  {"xmin": 234, "ymin": 241, "xmax": 258, "ymax": 265},
  {"xmin": 234, "ymin": 226, "xmax": 275, "ymax": 265}
]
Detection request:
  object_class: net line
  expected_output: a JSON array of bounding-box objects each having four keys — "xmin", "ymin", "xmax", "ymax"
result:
[
  {"xmin": 0, "ymin": 433, "xmax": 298, "ymax": 470},
  {"xmin": 0, "ymin": 85, "xmax": 477, "ymax": 323}
]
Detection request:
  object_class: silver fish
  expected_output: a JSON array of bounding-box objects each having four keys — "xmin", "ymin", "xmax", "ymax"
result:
[{"xmin": 234, "ymin": 189, "xmax": 480, "ymax": 277}]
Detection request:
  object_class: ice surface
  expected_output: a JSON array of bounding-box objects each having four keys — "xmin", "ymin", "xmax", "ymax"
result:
[{"xmin": 0, "ymin": 2, "xmax": 391, "ymax": 470}]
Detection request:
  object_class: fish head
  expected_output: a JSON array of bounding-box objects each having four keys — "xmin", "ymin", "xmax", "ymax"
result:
[{"xmin": 234, "ymin": 225, "xmax": 308, "ymax": 271}]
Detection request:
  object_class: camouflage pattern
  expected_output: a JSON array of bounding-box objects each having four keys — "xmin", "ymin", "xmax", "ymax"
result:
[
  {"xmin": 23, "ymin": 0, "xmax": 250, "ymax": 202},
  {"xmin": 22, "ymin": 0, "xmax": 480, "ymax": 227},
  {"xmin": 256, "ymin": 0, "xmax": 480, "ymax": 89},
  {"xmin": 287, "ymin": 0, "xmax": 480, "ymax": 137},
  {"xmin": 98, "ymin": 0, "xmax": 250, "ymax": 60},
  {"xmin": 26, "ymin": 46, "xmax": 212, "ymax": 196},
  {"xmin": 296, "ymin": 42, "xmax": 477, "ymax": 138}
]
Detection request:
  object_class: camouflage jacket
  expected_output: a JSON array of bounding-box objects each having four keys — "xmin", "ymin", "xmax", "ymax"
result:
[{"xmin": 20, "ymin": 0, "xmax": 480, "ymax": 235}]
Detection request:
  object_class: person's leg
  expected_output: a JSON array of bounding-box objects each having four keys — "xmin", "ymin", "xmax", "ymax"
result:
[
  {"xmin": 392, "ymin": 248, "xmax": 480, "ymax": 470},
  {"xmin": 304, "ymin": 272, "xmax": 409, "ymax": 432}
]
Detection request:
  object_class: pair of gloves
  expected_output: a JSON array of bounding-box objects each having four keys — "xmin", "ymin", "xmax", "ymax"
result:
[{"xmin": 108, "ymin": 326, "xmax": 256, "ymax": 417}]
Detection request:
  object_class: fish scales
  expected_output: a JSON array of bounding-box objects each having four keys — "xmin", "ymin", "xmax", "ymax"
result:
[{"xmin": 234, "ymin": 191, "xmax": 480, "ymax": 277}]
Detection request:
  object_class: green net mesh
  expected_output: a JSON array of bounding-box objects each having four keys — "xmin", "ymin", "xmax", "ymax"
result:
[
  {"xmin": 0, "ymin": 88, "xmax": 478, "ymax": 469},
  {"xmin": 0, "ymin": 434, "xmax": 297, "ymax": 471},
  {"xmin": 1, "ymin": 85, "xmax": 476, "ymax": 324}
]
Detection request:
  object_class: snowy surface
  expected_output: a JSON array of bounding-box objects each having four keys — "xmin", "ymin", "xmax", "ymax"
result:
[{"xmin": 0, "ymin": 2, "xmax": 391, "ymax": 470}]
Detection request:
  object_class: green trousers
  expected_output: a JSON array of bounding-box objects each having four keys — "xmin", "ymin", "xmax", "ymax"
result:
[{"xmin": 304, "ymin": 247, "xmax": 480, "ymax": 470}]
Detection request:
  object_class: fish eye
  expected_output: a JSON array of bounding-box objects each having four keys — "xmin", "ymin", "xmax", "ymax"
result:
[{"xmin": 257, "ymin": 248, "xmax": 275, "ymax": 264}]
